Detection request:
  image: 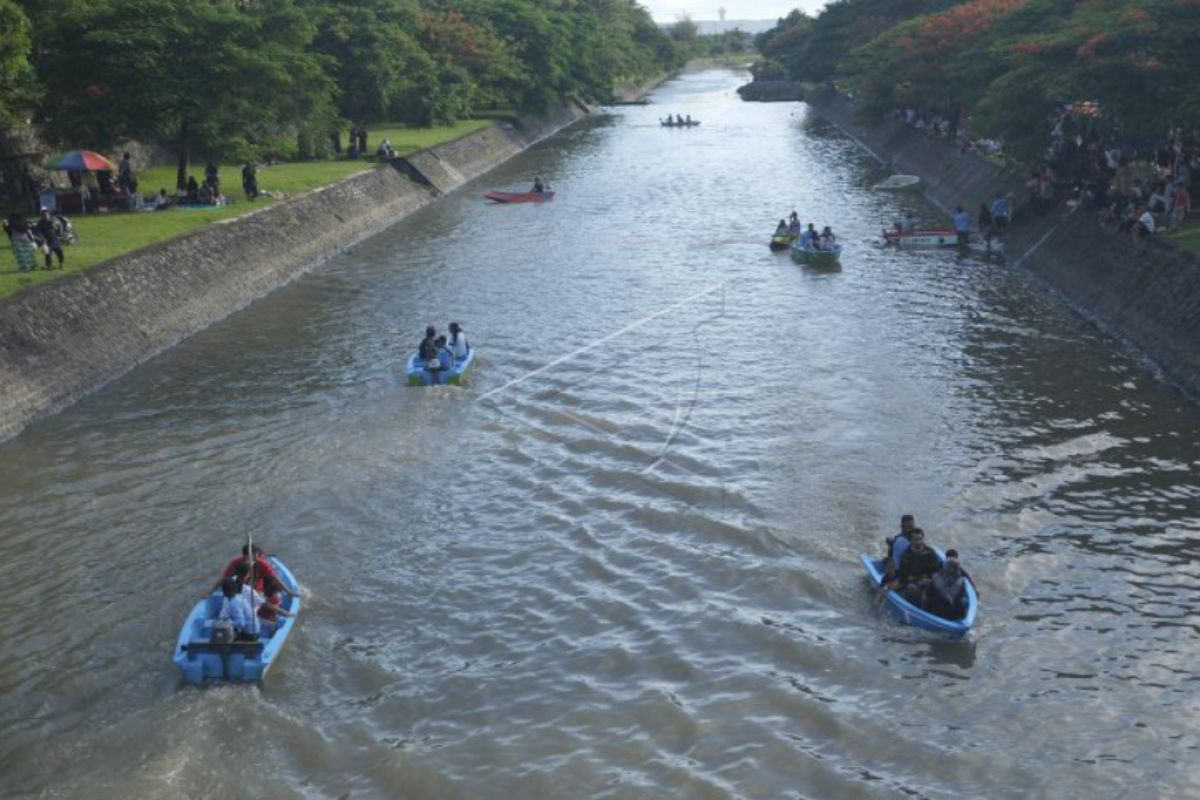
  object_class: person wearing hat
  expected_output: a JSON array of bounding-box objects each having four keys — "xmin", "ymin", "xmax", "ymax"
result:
[{"xmin": 446, "ymin": 322, "xmax": 469, "ymax": 362}]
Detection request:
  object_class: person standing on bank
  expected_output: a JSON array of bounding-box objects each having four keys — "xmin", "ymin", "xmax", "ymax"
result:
[
  {"xmin": 242, "ymin": 162, "xmax": 259, "ymax": 201},
  {"xmin": 953, "ymin": 205, "xmax": 972, "ymax": 246},
  {"xmin": 118, "ymin": 152, "xmax": 137, "ymax": 196},
  {"xmin": 33, "ymin": 209, "xmax": 65, "ymax": 270}
]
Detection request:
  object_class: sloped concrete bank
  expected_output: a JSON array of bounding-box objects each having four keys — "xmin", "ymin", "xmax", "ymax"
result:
[
  {"xmin": 810, "ymin": 94, "xmax": 1200, "ymax": 401},
  {"xmin": 0, "ymin": 103, "xmax": 591, "ymax": 440}
]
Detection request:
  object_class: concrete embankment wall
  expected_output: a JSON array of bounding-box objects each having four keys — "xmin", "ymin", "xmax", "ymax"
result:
[
  {"xmin": 812, "ymin": 95, "xmax": 1200, "ymax": 401},
  {"xmin": 0, "ymin": 103, "xmax": 590, "ymax": 440}
]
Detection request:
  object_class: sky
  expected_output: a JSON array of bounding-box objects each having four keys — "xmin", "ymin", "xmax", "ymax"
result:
[{"xmin": 641, "ymin": 0, "xmax": 827, "ymax": 22}]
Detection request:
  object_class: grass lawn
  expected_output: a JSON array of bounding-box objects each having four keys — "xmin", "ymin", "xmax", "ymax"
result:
[
  {"xmin": 0, "ymin": 119, "xmax": 496, "ymax": 300},
  {"xmin": 1165, "ymin": 218, "xmax": 1200, "ymax": 254}
]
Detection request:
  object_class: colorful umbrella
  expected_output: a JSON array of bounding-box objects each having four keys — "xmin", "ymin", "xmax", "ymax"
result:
[{"xmin": 44, "ymin": 149, "xmax": 118, "ymax": 171}]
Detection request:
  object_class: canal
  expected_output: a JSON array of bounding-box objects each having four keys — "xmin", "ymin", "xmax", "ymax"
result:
[{"xmin": 1, "ymin": 68, "xmax": 1199, "ymax": 799}]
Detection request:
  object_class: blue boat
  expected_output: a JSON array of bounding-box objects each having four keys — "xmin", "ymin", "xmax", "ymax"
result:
[
  {"xmin": 405, "ymin": 348, "xmax": 475, "ymax": 386},
  {"xmin": 790, "ymin": 240, "xmax": 842, "ymax": 267},
  {"xmin": 173, "ymin": 555, "xmax": 301, "ymax": 685},
  {"xmin": 860, "ymin": 547, "xmax": 977, "ymax": 638}
]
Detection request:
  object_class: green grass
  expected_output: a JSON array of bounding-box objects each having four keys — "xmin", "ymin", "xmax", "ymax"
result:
[
  {"xmin": 0, "ymin": 119, "xmax": 495, "ymax": 300},
  {"xmin": 1165, "ymin": 218, "xmax": 1200, "ymax": 254}
]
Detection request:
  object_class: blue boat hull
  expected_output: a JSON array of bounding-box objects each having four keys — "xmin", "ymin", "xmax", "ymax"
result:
[
  {"xmin": 861, "ymin": 548, "xmax": 976, "ymax": 638},
  {"xmin": 405, "ymin": 348, "xmax": 474, "ymax": 386},
  {"xmin": 173, "ymin": 556, "xmax": 301, "ymax": 685}
]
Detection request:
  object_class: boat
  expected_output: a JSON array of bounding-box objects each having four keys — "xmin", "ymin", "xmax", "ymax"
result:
[
  {"xmin": 769, "ymin": 234, "xmax": 796, "ymax": 252},
  {"xmin": 860, "ymin": 548, "xmax": 977, "ymax": 638},
  {"xmin": 790, "ymin": 239, "xmax": 842, "ymax": 267},
  {"xmin": 405, "ymin": 348, "xmax": 475, "ymax": 386},
  {"xmin": 883, "ymin": 228, "xmax": 969, "ymax": 248},
  {"xmin": 874, "ymin": 174, "xmax": 921, "ymax": 192},
  {"xmin": 483, "ymin": 191, "xmax": 555, "ymax": 203},
  {"xmin": 173, "ymin": 555, "xmax": 301, "ymax": 685},
  {"xmin": 661, "ymin": 120, "xmax": 701, "ymax": 127}
]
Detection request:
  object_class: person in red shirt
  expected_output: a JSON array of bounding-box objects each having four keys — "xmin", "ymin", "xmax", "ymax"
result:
[{"xmin": 212, "ymin": 543, "xmax": 291, "ymax": 598}]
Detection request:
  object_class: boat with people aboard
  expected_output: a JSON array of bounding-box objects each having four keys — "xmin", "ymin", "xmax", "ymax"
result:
[
  {"xmin": 874, "ymin": 174, "xmax": 922, "ymax": 192},
  {"xmin": 660, "ymin": 115, "xmax": 701, "ymax": 127},
  {"xmin": 407, "ymin": 322, "xmax": 474, "ymax": 386},
  {"xmin": 484, "ymin": 190, "xmax": 554, "ymax": 203},
  {"xmin": 769, "ymin": 234, "xmax": 795, "ymax": 252},
  {"xmin": 791, "ymin": 239, "xmax": 842, "ymax": 267},
  {"xmin": 861, "ymin": 549, "xmax": 977, "ymax": 638},
  {"xmin": 173, "ymin": 550, "xmax": 301, "ymax": 685}
]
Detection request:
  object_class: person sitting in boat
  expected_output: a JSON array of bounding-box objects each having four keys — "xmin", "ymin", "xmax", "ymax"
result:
[
  {"xmin": 254, "ymin": 572, "xmax": 289, "ymax": 627},
  {"xmin": 214, "ymin": 543, "xmax": 291, "ymax": 598},
  {"xmin": 218, "ymin": 576, "xmax": 258, "ymax": 641},
  {"xmin": 418, "ymin": 325, "xmax": 439, "ymax": 361},
  {"xmin": 787, "ymin": 213, "xmax": 802, "ymax": 236},
  {"xmin": 800, "ymin": 223, "xmax": 817, "ymax": 247},
  {"xmin": 447, "ymin": 321, "xmax": 469, "ymax": 361},
  {"xmin": 531, "ymin": 176, "xmax": 549, "ymax": 193},
  {"xmin": 675, "ymin": 114, "xmax": 684, "ymax": 125},
  {"xmin": 685, "ymin": 114, "xmax": 693, "ymax": 125},
  {"xmin": 925, "ymin": 550, "xmax": 971, "ymax": 619},
  {"xmin": 901, "ymin": 212, "xmax": 917, "ymax": 233},
  {"xmin": 232, "ymin": 563, "xmax": 292, "ymax": 634},
  {"xmin": 434, "ymin": 335, "xmax": 453, "ymax": 370},
  {"xmin": 774, "ymin": 219, "xmax": 789, "ymax": 237},
  {"xmin": 819, "ymin": 226, "xmax": 836, "ymax": 250},
  {"xmin": 878, "ymin": 514, "xmax": 917, "ymax": 598},
  {"xmin": 886, "ymin": 528, "xmax": 942, "ymax": 606}
]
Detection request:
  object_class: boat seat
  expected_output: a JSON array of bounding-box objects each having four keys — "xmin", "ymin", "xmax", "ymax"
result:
[{"xmin": 183, "ymin": 641, "xmax": 264, "ymax": 657}]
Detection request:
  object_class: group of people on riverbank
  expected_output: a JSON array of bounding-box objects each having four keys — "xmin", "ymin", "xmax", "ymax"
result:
[{"xmin": 878, "ymin": 514, "xmax": 977, "ymax": 620}]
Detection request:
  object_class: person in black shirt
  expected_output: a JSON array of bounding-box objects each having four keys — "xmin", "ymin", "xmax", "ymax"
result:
[
  {"xmin": 33, "ymin": 209, "xmax": 64, "ymax": 270},
  {"xmin": 888, "ymin": 528, "xmax": 942, "ymax": 607}
]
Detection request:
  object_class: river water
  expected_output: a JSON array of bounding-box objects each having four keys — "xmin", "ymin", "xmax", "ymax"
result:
[{"xmin": 2, "ymin": 69, "xmax": 1199, "ymax": 799}]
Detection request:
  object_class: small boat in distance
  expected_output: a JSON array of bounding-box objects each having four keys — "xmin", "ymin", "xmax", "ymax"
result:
[
  {"xmin": 661, "ymin": 120, "xmax": 701, "ymax": 127},
  {"xmin": 173, "ymin": 555, "xmax": 301, "ymax": 685},
  {"xmin": 874, "ymin": 174, "xmax": 921, "ymax": 192},
  {"xmin": 484, "ymin": 191, "xmax": 555, "ymax": 203},
  {"xmin": 860, "ymin": 549, "xmax": 977, "ymax": 639},
  {"xmin": 790, "ymin": 240, "xmax": 842, "ymax": 267},
  {"xmin": 883, "ymin": 228, "xmax": 963, "ymax": 248},
  {"xmin": 405, "ymin": 348, "xmax": 475, "ymax": 386}
]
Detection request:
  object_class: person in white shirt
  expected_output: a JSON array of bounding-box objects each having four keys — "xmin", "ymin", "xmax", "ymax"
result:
[
  {"xmin": 218, "ymin": 577, "xmax": 259, "ymax": 640},
  {"xmin": 1138, "ymin": 207, "xmax": 1156, "ymax": 238},
  {"xmin": 446, "ymin": 322, "xmax": 469, "ymax": 361}
]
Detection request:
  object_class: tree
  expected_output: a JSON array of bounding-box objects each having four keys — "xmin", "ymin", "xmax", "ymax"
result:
[
  {"xmin": 0, "ymin": 0, "xmax": 38, "ymax": 124},
  {"xmin": 37, "ymin": 0, "xmax": 336, "ymax": 187}
]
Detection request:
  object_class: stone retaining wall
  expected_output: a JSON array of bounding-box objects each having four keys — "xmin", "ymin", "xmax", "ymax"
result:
[
  {"xmin": 0, "ymin": 102, "xmax": 593, "ymax": 440},
  {"xmin": 811, "ymin": 95, "xmax": 1200, "ymax": 402}
]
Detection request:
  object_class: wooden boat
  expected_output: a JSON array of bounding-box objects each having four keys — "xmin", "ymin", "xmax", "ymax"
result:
[
  {"xmin": 860, "ymin": 549, "xmax": 977, "ymax": 638},
  {"xmin": 874, "ymin": 174, "xmax": 921, "ymax": 192},
  {"xmin": 790, "ymin": 239, "xmax": 842, "ymax": 267},
  {"xmin": 173, "ymin": 555, "xmax": 301, "ymax": 685},
  {"xmin": 405, "ymin": 348, "xmax": 475, "ymax": 386},
  {"xmin": 661, "ymin": 120, "xmax": 701, "ymax": 127},
  {"xmin": 484, "ymin": 191, "xmax": 555, "ymax": 203},
  {"xmin": 769, "ymin": 234, "xmax": 796, "ymax": 252}
]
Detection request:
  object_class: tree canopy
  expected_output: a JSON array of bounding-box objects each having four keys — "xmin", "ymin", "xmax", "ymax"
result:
[
  {"xmin": 7, "ymin": 0, "xmax": 678, "ymax": 172},
  {"xmin": 756, "ymin": 0, "xmax": 1200, "ymax": 159}
]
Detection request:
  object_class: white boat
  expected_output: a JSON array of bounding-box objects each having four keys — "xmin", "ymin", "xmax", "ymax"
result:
[{"xmin": 874, "ymin": 174, "xmax": 921, "ymax": 192}]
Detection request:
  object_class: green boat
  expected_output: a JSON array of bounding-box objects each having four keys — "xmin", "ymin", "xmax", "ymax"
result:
[{"xmin": 790, "ymin": 240, "xmax": 842, "ymax": 267}]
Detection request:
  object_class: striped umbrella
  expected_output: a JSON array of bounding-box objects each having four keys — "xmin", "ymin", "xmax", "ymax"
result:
[{"xmin": 44, "ymin": 149, "xmax": 118, "ymax": 171}]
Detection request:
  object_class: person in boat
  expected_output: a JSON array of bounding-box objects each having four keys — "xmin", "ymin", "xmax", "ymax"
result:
[
  {"xmin": 218, "ymin": 576, "xmax": 258, "ymax": 641},
  {"xmin": 787, "ymin": 212, "xmax": 802, "ymax": 236},
  {"xmin": 925, "ymin": 550, "xmax": 970, "ymax": 619},
  {"xmin": 901, "ymin": 212, "xmax": 917, "ymax": 233},
  {"xmin": 447, "ymin": 321, "xmax": 469, "ymax": 361},
  {"xmin": 878, "ymin": 514, "xmax": 916, "ymax": 598},
  {"xmin": 774, "ymin": 219, "xmax": 789, "ymax": 237},
  {"xmin": 685, "ymin": 114, "xmax": 693, "ymax": 125},
  {"xmin": 531, "ymin": 176, "xmax": 548, "ymax": 193},
  {"xmin": 953, "ymin": 205, "xmax": 971, "ymax": 246},
  {"xmin": 886, "ymin": 527, "xmax": 942, "ymax": 606},
  {"xmin": 675, "ymin": 114, "xmax": 684, "ymax": 125},
  {"xmin": 419, "ymin": 325, "xmax": 438, "ymax": 361},
  {"xmin": 214, "ymin": 543, "xmax": 292, "ymax": 598},
  {"xmin": 819, "ymin": 226, "xmax": 836, "ymax": 250},
  {"xmin": 232, "ymin": 563, "xmax": 292, "ymax": 635},
  {"xmin": 800, "ymin": 223, "xmax": 817, "ymax": 248},
  {"xmin": 434, "ymin": 335, "xmax": 453, "ymax": 370}
]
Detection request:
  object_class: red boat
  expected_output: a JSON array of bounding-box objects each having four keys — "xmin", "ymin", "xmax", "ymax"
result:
[{"xmin": 484, "ymin": 191, "xmax": 555, "ymax": 203}]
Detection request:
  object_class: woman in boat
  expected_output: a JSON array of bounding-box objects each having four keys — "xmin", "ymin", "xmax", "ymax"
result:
[
  {"xmin": 419, "ymin": 325, "xmax": 438, "ymax": 361},
  {"xmin": 819, "ymin": 226, "xmax": 836, "ymax": 250},
  {"xmin": 447, "ymin": 322, "xmax": 469, "ymax": 361},
  {"xmin": 774, "ymin": 219, "xmax": 789, "ymax": 237}
]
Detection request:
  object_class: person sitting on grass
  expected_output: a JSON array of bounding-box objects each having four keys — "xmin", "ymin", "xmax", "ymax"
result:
[{"xmin": 153, "ymin": 188, "xmax": 172, "ymax": 210}]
